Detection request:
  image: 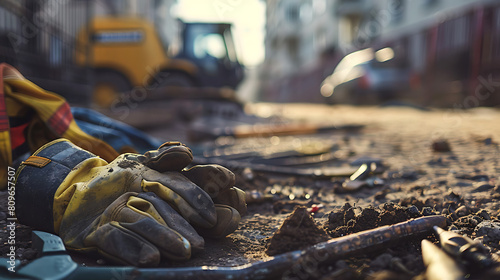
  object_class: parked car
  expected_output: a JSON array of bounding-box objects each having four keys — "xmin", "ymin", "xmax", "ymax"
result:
[{"xmin": 320, "ymin": 47, "xmax": 420, "ymax": 104}]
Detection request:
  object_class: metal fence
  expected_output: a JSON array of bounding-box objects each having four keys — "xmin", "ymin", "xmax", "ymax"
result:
[{"xmin": 0, "ymin": 0, "xmax": 93, "ymax": 105}]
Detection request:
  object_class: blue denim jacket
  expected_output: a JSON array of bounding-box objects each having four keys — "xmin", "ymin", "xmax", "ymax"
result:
[{"xmin": 72, "ymin": 107, "xmax": 163, "ymax": 154}]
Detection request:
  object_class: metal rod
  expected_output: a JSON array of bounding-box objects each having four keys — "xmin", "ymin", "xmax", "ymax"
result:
[{"xmin": 102, "ymin": 215, "xmax": 447, "ymax": 280}]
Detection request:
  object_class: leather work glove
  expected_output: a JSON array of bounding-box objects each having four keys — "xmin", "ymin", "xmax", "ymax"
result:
[{"xmin": 14, "ymin": 139, "xmax": 246, "ymax": 267}]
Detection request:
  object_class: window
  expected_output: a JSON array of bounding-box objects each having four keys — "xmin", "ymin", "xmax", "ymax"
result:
[{"xmin": 193, "ymin": 33, "xmax": 226, "ymax": 60}]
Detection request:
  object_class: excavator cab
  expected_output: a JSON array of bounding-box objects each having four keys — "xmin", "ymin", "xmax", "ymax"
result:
[{"xmin": 176, "ymin": 22, "xmax": 244, "ymax": 89}]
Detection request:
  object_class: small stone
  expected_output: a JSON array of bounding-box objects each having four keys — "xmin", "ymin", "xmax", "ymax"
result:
[
  {"xmin": 421, "ymin": 207, "xmax": 435, "ymax": 216},
  {"xmin": 432, "ymin": 139, "xmax": 451, "ymax": 152},
  {"xmin": 455, "ymin": 205, "xmax": 469, "ymax": 217},
  {"xmin": 475, "ymin": 221, "xmax": 500, "ymax": 244},
  {"xmin": 476, "ymin": 209, "xmax": 491, "ymax": 220},
  {"xmin": 406, "ymin": 205, "xmax": 420, "ymax": 218},
  {"xmin": 469, "ymin": 217, "xmax": 479, "ymax": 227}
]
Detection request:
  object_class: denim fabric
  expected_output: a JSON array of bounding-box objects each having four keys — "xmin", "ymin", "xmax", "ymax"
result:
[
  {"xmin": 15, "ymin": 140, "xmax": 96, "ymax": 233},
  {"xmin": 72, "ymin": 107, "xmax": 163, "ymax": 154}
]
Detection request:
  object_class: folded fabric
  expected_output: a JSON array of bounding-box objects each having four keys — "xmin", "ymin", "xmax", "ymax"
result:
[
  {"xmin": 0, "ymin": 63, "xmax": 120, "ymax": 189},
  {"xmin": 72, "ymin": 107, "xmax": 163, "ymax": 154}
]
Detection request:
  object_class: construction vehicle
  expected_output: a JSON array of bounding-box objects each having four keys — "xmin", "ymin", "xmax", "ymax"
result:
[{"xmin": 75, "ymin": 17, "xmax": 245, "ymax": 107}]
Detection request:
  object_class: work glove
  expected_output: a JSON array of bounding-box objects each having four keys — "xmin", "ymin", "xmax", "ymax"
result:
[{"xmin": 15, "ymin": 139, "xmax": 246, "ymax": 267}]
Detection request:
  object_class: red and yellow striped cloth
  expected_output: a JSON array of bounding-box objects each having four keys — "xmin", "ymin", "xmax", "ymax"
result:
[{"xmin": 0, "ymin": 63, "xmax": 119, "ymax": 189}]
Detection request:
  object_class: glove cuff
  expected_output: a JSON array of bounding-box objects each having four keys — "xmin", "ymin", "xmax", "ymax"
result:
[{"xmin": 15, "ymin": 139, "xmax": 97, "ymax": 232}]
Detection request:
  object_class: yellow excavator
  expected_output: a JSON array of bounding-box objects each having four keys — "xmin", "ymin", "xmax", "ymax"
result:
[{"xmin": 76, "ymin": 17, "xmax": 244, "ymax": 107}]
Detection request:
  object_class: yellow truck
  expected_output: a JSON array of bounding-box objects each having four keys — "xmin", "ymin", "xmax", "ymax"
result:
[{"xmin": 76, "ymin": 17, "xmax": 244, "ymax": 107}]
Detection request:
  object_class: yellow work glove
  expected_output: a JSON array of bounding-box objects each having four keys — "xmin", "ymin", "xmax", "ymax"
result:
[{"xmin": 14, "ymin": 139, "xmax": 246, "ymax": 267}]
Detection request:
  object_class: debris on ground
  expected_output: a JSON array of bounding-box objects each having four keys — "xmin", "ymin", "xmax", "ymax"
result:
[
  {"xmin": 431, "ymin": 139, "xmax": 452, "ymax": 152},
  {"xmin": 265, "ymin": 206, "xmax": 330, "ymax": 256},
  {"xmin": 2, "ymin": 104, "xmax": 500, "ymax": 279}
]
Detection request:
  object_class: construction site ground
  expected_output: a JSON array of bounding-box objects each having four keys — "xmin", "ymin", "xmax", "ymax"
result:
[{"xmin": 2, "ymin": 103, "xmax": 500, "ymax": 279}]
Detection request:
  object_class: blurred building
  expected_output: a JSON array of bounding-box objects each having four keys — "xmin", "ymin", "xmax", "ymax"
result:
[
  {"xmin": 261, "ymin": 0, "xmax": 340, "ymax": 102},
  {"xmin": 371, "ymin": 0, "xmax": 500, "ymax": 106},
  {"xmin": 264, "ymin": 0, "xmax": 337, "ymax": 76},
  {"xmin": 261, "ymin": 0, "xmax": 500, "ymax": 106}
]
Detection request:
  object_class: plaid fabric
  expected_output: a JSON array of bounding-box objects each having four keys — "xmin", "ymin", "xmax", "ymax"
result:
[
  {"xmin": 48, "ymin": 103, "xmax": 72, "ymax": 136},
  {"xmin": 0, "ymin": 63, "xmax": 120, "ymax": 189},
  {"xmin": 8, "ymin": 114, "xmax": 31, "ymax": 160}
]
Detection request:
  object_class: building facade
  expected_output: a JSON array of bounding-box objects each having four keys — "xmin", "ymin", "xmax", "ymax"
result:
[
  {"xmin": 261, "ymin": 0, "xmax": 500, "ymax": 106},
  {"xmin": 261, "ymin": 0, "xmax": 342, "ymax": 102}
]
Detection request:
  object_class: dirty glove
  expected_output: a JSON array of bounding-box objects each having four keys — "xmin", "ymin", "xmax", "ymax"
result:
[{"xmin": 15, "ymin": 139, "xmax": 246, "ymax": 267}]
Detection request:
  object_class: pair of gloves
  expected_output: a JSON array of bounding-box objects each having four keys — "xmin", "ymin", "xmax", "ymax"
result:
[{"xmin": 15, "ymin": 139, "xmax": 246, "ymax": 267}]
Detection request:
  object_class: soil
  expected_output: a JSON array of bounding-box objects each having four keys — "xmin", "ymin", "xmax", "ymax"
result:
[
  {"xmin": 265, "ymin": 206, "xmax": 330, "ymax": 256},
  {"xmin": 2, "ymin": 103, "xmax": 500, "ymax": 279}
]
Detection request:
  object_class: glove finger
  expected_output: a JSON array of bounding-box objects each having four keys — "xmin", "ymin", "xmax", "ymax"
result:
[
  {"xmin": 138, "ymin": 192, "xmax": 205, "ymax": 251},
  {"xmin": 121, "ymin": 218, "xmax": 191, "ymax": 261},
  {"xmin": 214, "ymin": 187, "xmax": 247, "ymax": 216},
  {"xmin": 84, "ymin": 221, "xmax": 161, "ymax": 267},
  {"xmin": 95, "ymin": 193, "xmax": 193, "ymax": 262},
  {"xmin": 182, "ymin": 165, "xmax": 235, "ymax": 198},
  {"xmin": 122, "ymin": 196, "xmax": 192, "ymax": 260},
  {"xmin": 181, "ymin": 165, "xmax": 246, "ymax": 215},
  {"xmin": 98, "ymin": 192, "xmax": 165, "ymax": 226},
  {"xmin": 196, "ymin": 205, "xmax": 241, "ymax": 239},
  {"xmin": 137, "ymin": 142, "xmax": 193, "ymax": 172},
  {"xmin": 141, "ymin": 173, "xmax": 216, "ymax": 228}
]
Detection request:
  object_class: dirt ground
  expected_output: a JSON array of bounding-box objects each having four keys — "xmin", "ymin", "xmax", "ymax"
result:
[{"xmin": 1, "ymin": 103, "xmax": 500, "ymax": 279}]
